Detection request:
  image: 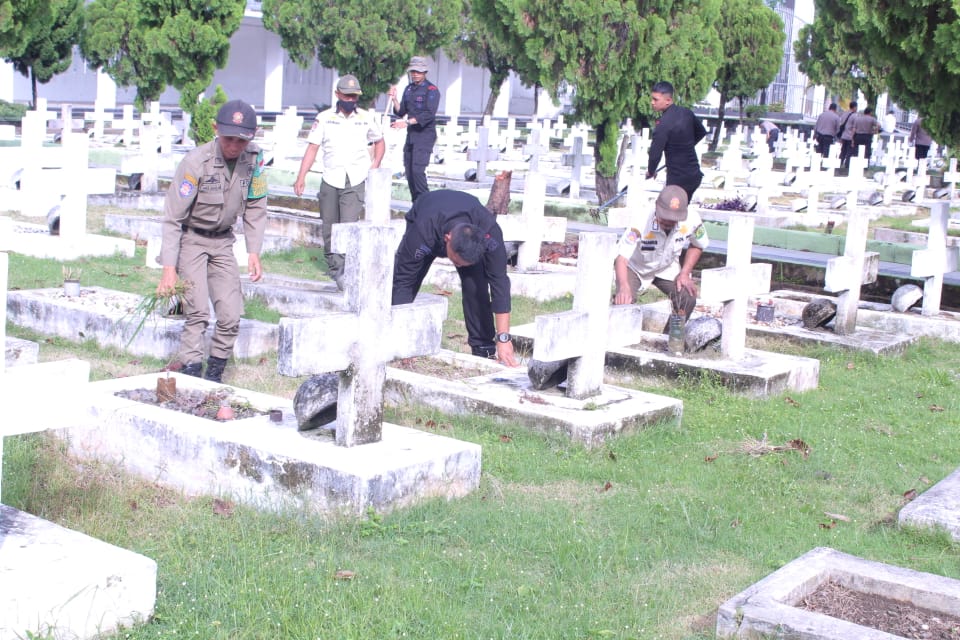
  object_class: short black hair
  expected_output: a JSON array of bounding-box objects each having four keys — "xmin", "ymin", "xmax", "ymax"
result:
[
  {"xmin": 449, "ymin": 223, "xmax": 486, "ymax": 265},
  {"xmin": 849, "ymin": 100, "xmax": 858, "ymax": 109},
  {"xmin": 863, "ymin": 107, "xmax": 873, "ymax": 115},
  {"xmin": 828, "ymin": 103, "xmax": 838, "ymax": 111},
  {"xmin": 651, "ymin": 81, "xmax": 674, "ymax": 96}
]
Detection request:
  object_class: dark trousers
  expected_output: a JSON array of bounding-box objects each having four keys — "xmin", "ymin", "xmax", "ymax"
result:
[
  {"xmin": 915, "ymin": 145, "xmax": 930, "ymax": 160},
  {"xmin": 853, "ymin": 133, "xmax": 873, "ymax": 163},
  {"xmin": 666, "ymin": 174, "xmax": 702, "ymax": 202},
  {"xmin": 839, "ymin": 138, "xmax": 854, "ymax": 167},
  {"xmin": 392, "ymin": 226, "xmax": 495, "ymax": 350},
  {"xmin": 815, "ymin": 133, "xmax": 834, "ymax": 157},
  {"xmin": 403, "ymin": 136, "xmax": 434, "ymax": 202}
]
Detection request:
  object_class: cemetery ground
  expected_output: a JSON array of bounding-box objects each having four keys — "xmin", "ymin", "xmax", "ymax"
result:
[{"xmin": 3, "ymin": 208, "xmax": 960, "ymax": 639}]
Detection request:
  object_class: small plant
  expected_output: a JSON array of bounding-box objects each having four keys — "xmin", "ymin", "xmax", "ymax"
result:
[
  {"xmin": 702, "ymin": 194, "xmax": 754, "ymax": 211},
  {"xmin": 118, "ymin": 280, "xmax": 192, "ymax": 347},
  {"xmin": 62, "ymin": 266, "xmax": 82, "ymax": 282}
]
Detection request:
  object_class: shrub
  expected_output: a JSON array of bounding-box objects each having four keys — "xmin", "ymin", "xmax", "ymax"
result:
[
  {"xmin": 0, "ymin": 100, "xmax": 28, "ymax": 121},
  {"xmin": 188, "ymin": 85, "xmax": 228, "ymax": 145}
]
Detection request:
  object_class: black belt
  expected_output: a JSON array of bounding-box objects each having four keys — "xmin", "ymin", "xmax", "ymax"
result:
[{"xmin": 182, "ymin": 224, "xmax": 232, "ymax": 238}]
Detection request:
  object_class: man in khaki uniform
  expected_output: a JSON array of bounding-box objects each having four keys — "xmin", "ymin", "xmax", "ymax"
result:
[
  {"xmin": 158, "ymin": 99, "xmax": 268, "ymax": 382},
  {"xmin": 294, "ymin": 74, "xmax": 385, "ymax": 289}
]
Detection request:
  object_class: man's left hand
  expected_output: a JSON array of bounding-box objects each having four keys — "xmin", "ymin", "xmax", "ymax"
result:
[
  {"xmin": 496, "ymin": 341, "xmax": 520, "ymax": 367},
  {"xmin": 676, "ymin": 272, "xmax": 697, "ymax": 296}
]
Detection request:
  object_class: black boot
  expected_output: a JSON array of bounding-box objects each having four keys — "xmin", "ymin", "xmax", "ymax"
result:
[
  {"xmin": 181, "ymin": 362, "xmax": 202, "ymax": 378},
  {"xmin": 204, "ymin": 356, "xmax": 227, "ymax": 383}
]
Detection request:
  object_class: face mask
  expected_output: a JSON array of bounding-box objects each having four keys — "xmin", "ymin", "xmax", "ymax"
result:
[{"xmin": 338, "ymin": 100, "xmax": 358, "ymax": 114}]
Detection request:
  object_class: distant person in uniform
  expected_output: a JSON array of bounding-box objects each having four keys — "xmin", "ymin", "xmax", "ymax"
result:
[
  {"xmin": 158, "ymin": 100, "xmax": 268, "ymax": 383},
  {"xmin": 294, "ymin": 74, "xmax": 385, "ymax": 290},
  {"xmin": 760, "ymin": 120, "xmax": 780, "ymax": 154},
  {"xmin": 838, "ymin": 101, "xmax": 858, "ymax": 167},
  {"xmin": 851, "ymin": 106, "xmax": 880, "ymax": 163},
  {"xmin": 388, "ymin": 56, "xmax": 440, "ymax": 202},
  {"xmin": 647, "ymin": 81, "xmax": 707, "ymax": 201},
  {"xmin": 391, "ymin": 189, "xmax": 519, "ymax": 366},
  {"xmin": 909, "ymin": 117, "xmax": 933, "ymax": 160},
  {"xmin": 813, "ymin": 103, "xmax": 841, "ymax": 157}
]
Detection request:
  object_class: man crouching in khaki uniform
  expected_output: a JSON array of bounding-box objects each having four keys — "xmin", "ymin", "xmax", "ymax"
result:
[{"xmin": 158, "ymin": 99, "xmax": 268, "ymax": 382}]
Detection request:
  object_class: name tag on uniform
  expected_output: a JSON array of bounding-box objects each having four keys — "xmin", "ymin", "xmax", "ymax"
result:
[{"xmin": 200, "ymin": 176, "xmax": 221, "ymax": 192}]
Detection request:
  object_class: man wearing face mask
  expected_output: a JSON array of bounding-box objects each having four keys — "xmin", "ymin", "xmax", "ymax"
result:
[
  {"xmin": 295, "ymin": 74, "xmax": 385, "ymax": 289},
  {"xmin": 387, "ymin": 56, "xmax": 440, "ymax": 202}
]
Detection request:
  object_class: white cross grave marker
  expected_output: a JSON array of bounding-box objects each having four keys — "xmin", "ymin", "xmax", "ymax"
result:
[
  {"xmin": 467, "ymin": 126, "xmax": 499, "ymax": 182},
  {"xmin": 277, "ymin": 223, "xmax": 446, "ymax": 446},
  {"xmin": 910, "ymin": 201, "xmax": 960, "ymax": 316},
  {"xmin": 83, "ymin": 102, "xmax": 111, "ymax": 141},
  {"xmin": 699, "ymin": 215, "xmax": 772, "ymax": 360},
  {"xmin": 522, "ymin": 126, "xmax": 549, "ymax": 174},
  {"xmin": 113, "ymin": 105, "xmax": 140, "ymax": 147},
  {"xmin": 823, "ymin": 192, "xmax": 879, "ymax": 335},
  {"xmin": 561, "ymin": 136, "xmax": 591, "ymax": 200},
  {"xmin": 532, "ymin": 232, "xmax": 621, "ymax": 399}
]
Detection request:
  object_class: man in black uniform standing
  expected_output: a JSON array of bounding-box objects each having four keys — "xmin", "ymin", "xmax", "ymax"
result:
[
  {"xmin": 647, "ymin": 81, "xmax": 707, "ymax": 201},
  {"xmin": 391, "ymin": 189, "xmax": 519, "ymax": 366},
  {"xmin": 388, "ymin": 56, "xmax": 440, "ymax": 202}
]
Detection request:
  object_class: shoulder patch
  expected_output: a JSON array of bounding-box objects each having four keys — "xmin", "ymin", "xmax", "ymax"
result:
[
  {"xmin": 179, "ymin": 179, "xmax": 195, "ymax": 198},
  {"xmin": 623, "ymin": 228, "xmax": 641, "ymax": 245},
  {"xmin": 694, "ymin": 225, "xmax": 706, "ymax": 240}
]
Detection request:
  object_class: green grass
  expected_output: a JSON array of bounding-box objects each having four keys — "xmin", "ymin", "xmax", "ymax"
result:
[{"xmin": 3, "ymin": 207, "xmax": 960, "ymax": 639}]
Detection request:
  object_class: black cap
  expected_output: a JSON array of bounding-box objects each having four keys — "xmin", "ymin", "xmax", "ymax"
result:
[{"xmin": 216, "ymin": 100, "xmax": 257, "ymax": 140}]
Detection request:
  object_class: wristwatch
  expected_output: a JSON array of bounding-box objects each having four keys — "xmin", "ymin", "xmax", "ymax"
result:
[{"xmin": 496, "ymin": 332, "xmax": 512, "ymax": 343}]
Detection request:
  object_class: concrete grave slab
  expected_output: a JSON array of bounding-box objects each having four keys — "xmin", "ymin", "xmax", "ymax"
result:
[
  {"xmin": 425, "ymin": 258, "xmax": 581, "ymax": 302},
  {"xmin": 241, "ymin": 273, "xmax": 346, "ymax": 316},
  {"xmin": 899, "ymin": 465, "xmax": 960, "ymax": 541},
  {"xmin": 759, "ymin": 290, "xmax": 960, "ymax": 345},
  {"xmin": 717, "ymin": 546, "xmax": 960, "ymax": 639},
  {"xmin": 61, "ymin": 373, "xmax": 480, "ymax": 515},
  {"xmin": 0, "ymin": 504, "xmax": 157, "ymax": 640},
  {"xmin": 640, "ymin": 298, "xmax": 918, "ymax": 356},
  {"xmin": 3, "ymin": 336, "xmax": 38, "ymax": 368},
  {"xmin": 6, "ymin": 286, "xmax": 277, "ymax": 359},
  {"xmin": 511, "ymin": 319, "xmax": 820, "ymax": 398},
  {"xmin": 0, "ymin": 218, "xmax": 135, "ymax": 260},
  {"xmin": 383, "ymin": 349, "xmax": 682, "ymax": 448}
]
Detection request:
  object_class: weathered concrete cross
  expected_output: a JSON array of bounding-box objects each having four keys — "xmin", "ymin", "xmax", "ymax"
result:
[
  {"xmin": 699, "ymin": 215, "xmax": 772, "ymax": 360},
  {"xmin": 823, "ymin": 192, "xmax": 879, "ymax": 335},
  {"xmin": 532, "ymin": 231, "xmax": 641, "ymax": 399},
  {"xmin": 467, "ymin": 126, "xmax": 500, "ymax": 182},
  {"xmin": 522, "ymin": 126, "xmax": 549, "ymax": 174},
  {"xmin": 910, "ymin": 202, "xmax": 960, "ymax": 316},
  {"xmin": 496, "ymin": 171, "xmax": 567, "ymax": 271},
  {"xmin": 277, "ymin": 223, "xmax": 447, "ymax": 446},
  {"xmin": 561, "ymin": 136, "xmax": 591, "ymax": 199}
]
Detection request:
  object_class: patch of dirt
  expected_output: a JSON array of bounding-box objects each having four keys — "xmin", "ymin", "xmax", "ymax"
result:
[
  {"xmin": 390, "ymin": 356, "xmax": 492, "ymax": 379},
  {"xmin": 114, "ymin": 386, "xmax": 266, "ymax": 421},
  {"xmin": 799, "ymin": 580, "xmax": 960, "ymax": 639}
]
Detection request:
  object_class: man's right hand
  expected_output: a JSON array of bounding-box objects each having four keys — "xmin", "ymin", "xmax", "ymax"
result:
[
  {"xmin": 614, "ymin": 287, "xmax": 635, "ymax": 305},
  {"xmin": 293, "ymin": 176, "xmax": 306, "ymax": 197},
  {"xmin": 158, "ymin": 266, "xmax": 178, "ymax": 296}
]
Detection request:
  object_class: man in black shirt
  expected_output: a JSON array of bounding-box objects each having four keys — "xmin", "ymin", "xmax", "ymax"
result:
[
  {"xmin": 647, "ymin": 81, "xmax": 707, "ymax": 201},
  {"xmin": 392, "ymin": 189, "xmax": 519, "ymax": 366}
]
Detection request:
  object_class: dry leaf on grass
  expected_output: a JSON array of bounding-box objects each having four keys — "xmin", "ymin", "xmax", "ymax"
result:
[
  {"xmin": 824, "ymin": 512, "xmax": 850, "ymax": 522},
  {"xmin": 212, "ymin": 498, "xmax": 234, "ymax": 517},
  {"xmin": 334, "ymin": 570, "xmax": 356, "ymax": 580},
  {"xmin": 499, "ymin": 434, "xmax": 512, "ymax": 443},
  {"xmin": 598, "ymin": 481, "xmax": 613, "ymax": 493},
  {"xmin": 819, "ymin": 520, "xmax": 837, "ymax": 529},
  {"xmin": 929, "ymin": 404, "xmax": 945, "ymax": 412},
  {"xmin": 902, "ymin": 488, "xmax": 918, "ymax": 501},
  {"xmin": 736, "ymin": 434, "xmax": 811, "ymax": 458}
]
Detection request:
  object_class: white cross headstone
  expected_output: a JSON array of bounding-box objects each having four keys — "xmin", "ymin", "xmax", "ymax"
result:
[
  {"xmin": 364, "ymin": 168, "xmax": 394, "ymax": 224},
  {"xmin": 532, "ymin": 232, "xmax": 619, "ymax": 399},
  {"xmin": 113, "ymin": 105, "xmax": 140, "ymax": 147},
  {"xmin": 561, "ymin": 136, "xmax": 591, "ymax": 200},
  {"xmin": 83, "ymin": 102, "xmax": 111, "ymax": 141},
  {"xmin": 699, "ymin": 215, "xmax": 772, "ymax": 360},
  {"xmin": 467, "ymin": 126, "xmax": 499, "ymax": 182},
  {"xmin": 522, "ymin": 126, "xmax": 549, "ymax": 174},
  {"xmin": 910, "ymin": 202, "xmax": 960, "ymax": 316},
  {"xmin": 277, "ymin": 223, "xmax": 446, "ymax": 446},
  {"xmin": 823, "ymin": 193, "xmax": 879, "ymax": 335},
  {"xmin": 272, "ymin": 105, "xmax": 302, "ymax": 161},
  {"xmin": 495, "ymin": 171, "xmax": 566, "ymax": 272},
  {"xmin": 942, "ymin": 158, "xmax": 960, "ymax": 205}
]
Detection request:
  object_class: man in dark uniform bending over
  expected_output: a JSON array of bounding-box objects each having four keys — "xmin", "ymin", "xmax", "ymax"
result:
[
  {"xmin": 391, "ymin": 189, "xmax": 519, "ymax": 366},
  {"xmin": 647, "ymin": 81, "xmax": 707, "ymax": 201}
]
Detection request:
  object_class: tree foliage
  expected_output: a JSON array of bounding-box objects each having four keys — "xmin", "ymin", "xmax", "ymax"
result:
[
  {"xmin": 0, "ymin": 0, "xmax": 81, "ymax": 108},
  {"xmin": 447, "ymin": 1, "xmax": 517, "ymax": 116},
  {"xmin": 80, "ymin": 0, "xmax": 245, "ymax": 110},
  {"xmin": 710, "ymin": 0, "xmax": 784, "ymax": 150},
  {"xmin": 261, "ymin": 0, "xmax": 460, "ymax": 108},
  {"xmin": 793, "ymin": 0, "xmax": 887, "ymax": 111},
  {"xmin": 472, "ymin": 0, "xmax": 723, "ymax": 202},
  {"xmin": 855, "ymin": 0, "xmax": 960, "ymax": 149}
]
